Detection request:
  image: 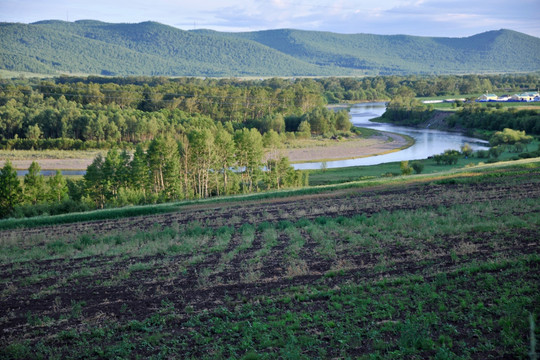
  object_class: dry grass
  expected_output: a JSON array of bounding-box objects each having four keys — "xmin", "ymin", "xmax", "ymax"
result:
[{"xmin": 267, "ymin": 133, "xmax": 411, "ymax": 163}]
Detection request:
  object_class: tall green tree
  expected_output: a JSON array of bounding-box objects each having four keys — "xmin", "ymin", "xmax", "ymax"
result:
[
  {"xmin": 147, "ymin": 138, "xmax": 167, "ymax": 194},
  {"xmin": 188, "ymin": 128, "xmax": 215, "ymax": 198},
  {"xmin": 234, "ymin": 128, "xmax": 264, "ymax": 193},
  {"xmin": 161, "ymin": 137, "xmax": 183, "ymax": 200},
  {"xmin": 146, "ymin": 137, "xmax": 182, "ymax": 199},
  {"xmin": 129, "ymin": 144, "xmax": 150, "ymax": 197},
  {"xmin": 23, "ymin": 161, "xmax": 46, "ymax": 205},
  {"xmin": 102, "ymin": 148, "xmax": 121, "ymax": 200},
  {"xmin": 214, "ymin": 127, "xmax": 236, "ymax": 196},
  {"xmin": 297, "ymin": 120, "xmax": 311, "ymax": 139},
  {"xmin": 0, "ymin": 99, "xmax": 24, "ymax": 140},
  {"xmin": 47, "ymin": 170, "xmax": 68, "ymax": 202},
  {"xmin": 26, "ymin": 124, "xmax": 42, "ymax": 140},
  {"xmin": 305, "ymin": 107, "xmax": 331, "ymax": 135},
  {"xmin": 335, "ymin": 110, "xmax": 352, "ymax": 132},
  {"xmin": 263, "ymin": 130, "xmax": 282, "ymax": 162},
  {"xmin": 84, "ymin": 154, "xmax": 106, "ymax": 208},
  {"xmin": 116, "ymin": 149, "xmax": 132, "ymax": 189},
  {"xmin": 0, "ymin": 160, "xmax": 23, "ymax": 217}
]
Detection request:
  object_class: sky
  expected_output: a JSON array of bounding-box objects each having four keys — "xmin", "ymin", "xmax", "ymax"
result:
[{"xmin": 1, "ymin": 0, "xmax": 539, "ymax": 38}]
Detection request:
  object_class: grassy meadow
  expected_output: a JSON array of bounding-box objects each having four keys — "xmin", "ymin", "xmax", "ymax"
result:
[{"xmin": 309, "ymin": 140, "xmax": 540, "ymax": 186}]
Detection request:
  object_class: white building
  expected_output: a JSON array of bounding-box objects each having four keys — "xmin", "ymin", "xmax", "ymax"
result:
[{"xmin": 477, "ymin": 94, "xmax": 498, "ymax": 101}]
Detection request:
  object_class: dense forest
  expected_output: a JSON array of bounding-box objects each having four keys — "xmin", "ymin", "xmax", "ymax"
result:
[
  {"xmin": 1, "ymin": 73, "xmax": 539, "ymax": 218},
  {"xmin": 1, "ymin": 20, "xmax": 540, "ymax": 76},
  {"xmin": 381, "ymin": 97, "xmax": 540, "ymax": 136},
  {"xmin": 2, "ymin": 73, "xmax": 539, "ymax": 147},
  {"xmin": 0, "ymin": 138, "xmax": 308, "ymax": 218}
]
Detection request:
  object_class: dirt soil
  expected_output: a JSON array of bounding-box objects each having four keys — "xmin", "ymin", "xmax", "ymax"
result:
[
  {"xmin": 0, "ymin": 158, "xmax": 94, "ymax": 170},
  {"xmin": 0, "ymin": 170, "xmax": 538, "ymax": 357},
  {"xmin": 281, "ymin": 133, "xmax": 409, "ymax": 163},
  {"xmin": 2, "ymin": 174, "xmax": 538, "ymax": 241},
  {"xmin": 2, "ymin": 133, "xmax": 410, "ymax": 170}
]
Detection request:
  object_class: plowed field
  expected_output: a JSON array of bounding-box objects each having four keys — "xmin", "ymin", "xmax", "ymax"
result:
[{"xmin": 1, "ymin": 166, "xmax": 539, "ymax": 359}]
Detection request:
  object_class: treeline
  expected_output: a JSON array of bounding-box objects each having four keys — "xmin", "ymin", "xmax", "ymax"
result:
[
  {"xmin": 83, "ymin": 132, "xmax": 307, "ymax": 209},
  {"xmin": 447, "ymin": 104, "xmax": 540, "ymax": 135},
  {"xmin": 380, "ymin": 97, "xmax": 540, "ymax": 136},
  {"xmin": 0, "ymin": 77, "xmax": 328, "ymax": 147},
  {"xmin": 318, "ymin": 73, "xmax": 539, "ymax": 103},
  {"xmin": 0, "ymin": 161, "xmax": 74, "ymax": 218},
  {"xmin": 1, "ymin": 74, "xmax": 538, "ymax": 148},
  {"xmin": 379, "ymin": 96, "xmax": 434, "ymax": 125},
  {"xmin": 0, "ymin": 128, "xmax": 307, "ymax": 218}
]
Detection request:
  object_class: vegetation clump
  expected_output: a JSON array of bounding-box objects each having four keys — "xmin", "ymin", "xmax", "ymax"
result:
[
  {"xmin": 433, "ymin": 150, "xmax": 460, "ymax": 165},
  {"xmin": 490, "ymin": 128, "xmax": 533, "ymax": 146}
]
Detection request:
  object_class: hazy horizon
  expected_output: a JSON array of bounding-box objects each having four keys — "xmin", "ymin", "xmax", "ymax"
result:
[{"xmin": 1, "ymin": 0, "xmax": 539, "ymax": 38}]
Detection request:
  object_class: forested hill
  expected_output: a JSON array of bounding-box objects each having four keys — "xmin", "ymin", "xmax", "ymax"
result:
[
  {"xmin": 220, "ymin": 28, "xmax": 540, "ymax": 75},
  {"xmin": 0, "ymin": 21, "xmax": 331, "ymax": 77},
  {"xmin": 1, "ymin": 20, "xmax": 539, "ymax": 77}
]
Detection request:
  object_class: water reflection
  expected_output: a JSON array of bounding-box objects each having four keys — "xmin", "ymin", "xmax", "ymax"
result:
[
  {"xmin": 293, "ymin": 102, "xmax": 488, "ymax": 170},
  {"xmin": 17, "ymin": 102, "xmax": 489, "ymax": 175}
]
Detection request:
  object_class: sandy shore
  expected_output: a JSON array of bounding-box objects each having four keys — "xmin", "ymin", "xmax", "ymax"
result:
[
  {"xmin": 272, "ymin": 132, "xmax": 411, "ymax": 163},
  {"xmin": 2, "ymin": 132, "xmax": 412, "ymax": 170},
  {"xmin": 0, "ymin": 158, "xmax": 94, "ymax": 171}
]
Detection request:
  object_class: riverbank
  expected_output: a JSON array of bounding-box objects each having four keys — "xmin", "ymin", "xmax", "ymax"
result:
[
  {"xmin": 3, "ymin": 131, "xmax": 414, "ymax": 171},
  {"xmin": 270, "ymin": 131, "xmax": 413, "ymax": 164},
  {"xmin": 308, "ymin": 139, "xmax": 540, "ymax": 186},
  {"xmin": 371, "ymin": 110, "xmax": 462, "ymax": 131},
  {"xmin": 0, "ymin": 149, "xmax": 104, "ymax": 170}
]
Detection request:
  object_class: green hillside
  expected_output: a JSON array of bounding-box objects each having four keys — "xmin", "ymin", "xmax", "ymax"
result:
[
  {"xmin": 223, "ymin": 28, "xmax": 540, "ymax": 74},
  {"xmin": 1, "ymin": 20, "xmax": 539, "ymax": 76},
  {"xmin": 0, "ymin": 21, "xmax": 333, "ymax": 77}
]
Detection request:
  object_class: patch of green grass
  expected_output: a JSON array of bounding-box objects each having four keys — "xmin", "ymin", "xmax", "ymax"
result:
[
  {"xmin": 1, "ymin": 158, "xmax": 538, "ymax": 231},
  {"xmin": 309, "ymin": 144, "xmax": 540, "ymax": 186}
]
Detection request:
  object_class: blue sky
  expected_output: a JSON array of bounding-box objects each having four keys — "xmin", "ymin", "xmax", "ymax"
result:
[{"xmin": 1, "ymin": 0, "xmax": 539, "ymax": 37}]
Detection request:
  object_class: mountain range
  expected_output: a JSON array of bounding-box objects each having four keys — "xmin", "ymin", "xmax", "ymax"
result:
[{"xmin": 1, "ymin": 20, "xmax": 539, "ymax": 77}]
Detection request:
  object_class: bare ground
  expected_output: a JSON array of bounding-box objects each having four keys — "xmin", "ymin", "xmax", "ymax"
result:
[
  {"xmin": 0, "ymin": 169, "xmax": 538, "ymax": 358},
  {"xmin": 0, "ymin": 158, "xmax": 94, "ymax": 170},
  {"xmin": 274, "ymin": 132, "xmax": 410, "ymax": 163},
  {"xmin": 2, "ymin": 133, "xmax": 410, "ymax": 170}
]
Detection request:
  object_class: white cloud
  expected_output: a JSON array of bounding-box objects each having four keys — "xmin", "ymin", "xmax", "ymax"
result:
[{"xmin": 0, "ymin": 0, "xmax": 538, "ymax": 37}]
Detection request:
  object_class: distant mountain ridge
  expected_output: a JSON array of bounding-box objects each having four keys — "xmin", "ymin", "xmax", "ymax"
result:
[{"xmin": 1, "ymin": 20, "xmax": 539, "ymax": 76}]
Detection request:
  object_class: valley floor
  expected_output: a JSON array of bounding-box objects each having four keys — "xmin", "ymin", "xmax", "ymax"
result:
[{"xmin": 1, "ymin": 162, "xmax": 539, "ymax": 359}]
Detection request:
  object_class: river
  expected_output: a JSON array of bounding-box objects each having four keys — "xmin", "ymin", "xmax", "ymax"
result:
[
  {"xmin": 293, "ymin": 102, "xmax": 489, "ymax": 170},
  {"xmin": 16, "ymin": 102, "xmax": 489, "ymax": 176}
]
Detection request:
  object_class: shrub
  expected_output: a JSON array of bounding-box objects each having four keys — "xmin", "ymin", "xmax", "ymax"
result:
[
  {"xmin": 475, "ymin": 150, "xmax": 490, "ymax": 159},
  {"xmin": 460, "ymin": 143, "xmax": 473, "ymax": 157},
  {"xmin": 411, "ymin": 162, "xmax": 424, "ymax": 174},
  {"xmin": 488, "ymin": 146, "xmax": 505, "ymax": 159},
  {"xmin": 433, "ymin": 150, "xmax": 460, "ymax": 165},
  {"xmin": 490, "ymin": 128, "xmax": 533, "ymax": 146},
  {"xmin": 400, "ymin": 161, "xmax": 413, "ymax": 175}
]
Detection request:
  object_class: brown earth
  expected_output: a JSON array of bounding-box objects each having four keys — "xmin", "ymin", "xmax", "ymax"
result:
[
  {"xmin": 2, "ymin": 132, "xmax": 410, "ymax": 170},
  {"xmin": 0, "ymin": 158, "xmax": 94, "ymax": 170},
  {"xmin": 1, "ymin": 172, "xmax": 539, "ymax": 338},
  {"xmin": 279, "ymin": 133, "xmax": 410, "ymax": 163},
  {"xmin": 0, "ymin": 170, "xmax": 538, "ymax": 358}
]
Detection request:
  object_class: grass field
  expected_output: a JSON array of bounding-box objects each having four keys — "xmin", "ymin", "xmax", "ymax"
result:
[
  {"xmin": 429, "ymin": 102, "xmax": 540, "ymax": 110},
  {"xmin": 308, "ymin": 141, "xmax": 540, "ymax": 186},
  {"xmin": 0, "ymin": 160, "xmax": 539, "ymax": 359}
]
